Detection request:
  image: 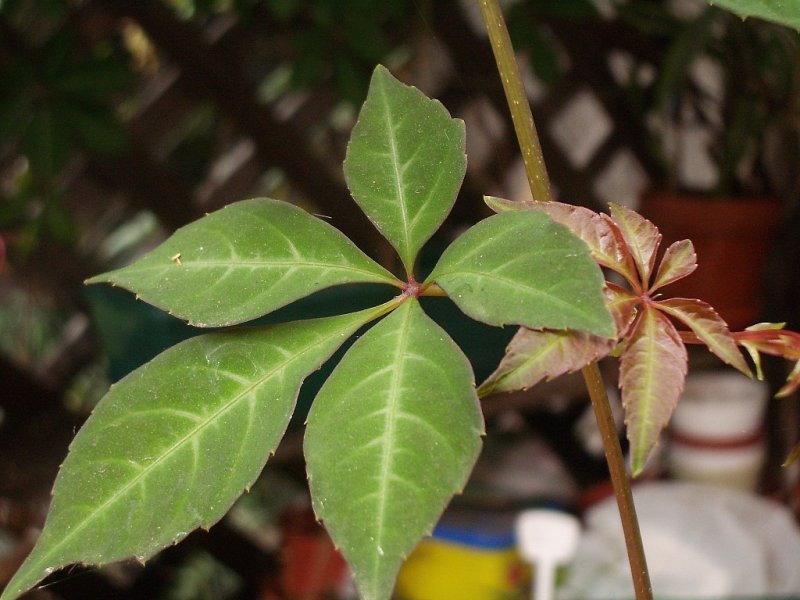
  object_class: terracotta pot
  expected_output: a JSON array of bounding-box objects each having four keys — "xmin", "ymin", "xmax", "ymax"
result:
[{"xmin": 641, "ymin": 191, "xmax": 781, "ymax": 331}]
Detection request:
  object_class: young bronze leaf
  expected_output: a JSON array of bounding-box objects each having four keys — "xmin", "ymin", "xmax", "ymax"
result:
[
  {"xmin": 650, "ymin": 239, "xmax": 697, "ymax": 292},
  {"xmin": 608, "ymin": 203, "xmax": 662, "ymax": 288},
  {"xmin": 778, "ymin": 359, "xmax": 800, "ymax": 398},
  {"xmin": 86, "ymin": 199, "xmax": 399, "ymax": 327},
  {"xmin": 605, "ymin": 283, "xmax": 640, "ymax": 337},
  {"xmin": 620, "ymin": 304, "xmax": 687, "ymax": 475},
  {"xmin": 735, "ymin": 326, "xmax": 800, "ymax": 396},
  {"xmin": 426, "ymin": 211, "xmax": 615, "ymax": 338},
  {"xmin": 305, "ymin": 299, "xmax": 483, "ymax": 600},
  {"xmin": 0, "ymin": 308, "xmax": 384, "ymax": 600},
  {"xmin": 478, "ymin": 327, "xmax": 616, "ymax": 396},
  {"xmin": 783, "ymin": 438, "xmax": 800, "ymax": 467},
  {"xmin": 344, "ymin": 65, "xmax": 466, "ymax": 274},
  {"xmin": 485, "ymin": 196, "xmax": 638, "ymax": 282},
  {"xmin": 657, "ymin": 298, "xmax": 751, "ymax": 376},
  {"xmin": 731, "ymin": 323, "xmax": 800, "ymax": 380}
]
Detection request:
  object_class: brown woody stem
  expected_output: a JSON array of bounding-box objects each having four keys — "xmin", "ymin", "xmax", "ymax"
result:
[{"xmin": 475, "ymin": 2, "xmax": 653, "ymax": 599}]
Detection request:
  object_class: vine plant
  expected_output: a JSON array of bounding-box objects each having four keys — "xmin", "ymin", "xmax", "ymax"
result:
[{"xmin": 1, "ymin": 65, "xmax": 616, "ymax": 600}]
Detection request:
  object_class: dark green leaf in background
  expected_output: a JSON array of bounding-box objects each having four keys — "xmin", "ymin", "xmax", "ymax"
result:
[
  {"xmin": 305, "ymin": 299, "xmax": 483, "ymax": 600},
  {"xmin": 86, "ymin": 199, "xmax": 400, "ymax": 327},
  {"xmin": 23, "ymin": 105, "xmax": 71, "ymax": 179}
]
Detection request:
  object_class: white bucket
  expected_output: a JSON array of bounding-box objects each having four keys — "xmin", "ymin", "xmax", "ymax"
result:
[{"xmin": 667, "ymin": 371, "xmax": 768, "ymax": 491}]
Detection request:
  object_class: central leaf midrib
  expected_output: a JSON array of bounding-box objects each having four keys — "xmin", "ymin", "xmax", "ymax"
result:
[
  {"xmin": 379, "ymin": 80, "xmax": 411, "ymax": 262},
  {"xmin": 110, "ymin": 260, "xmax": 397, "ymax": 283},
  {"xmin": 34, "ymin": 317, "xmax": 363, "ymax": 572},
  {"xmin": 373, "ymin": 303, "xmax": 412, "ymax": 577},
  {"xmin": 633, "ymin": 307, "xmax": 660, "ymax": 455}
]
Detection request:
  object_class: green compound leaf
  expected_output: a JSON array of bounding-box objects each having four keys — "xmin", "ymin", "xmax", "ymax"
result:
[
  {"xmin": 344, "ymin": 65, "xmax": 466, "ymax": 274},
  {"xmin": 0, "ymin": 308, "xmax": 384, "ymax": 600},
  {"xmin": 305, "ymin": 299, "xmax": 483, "ymax": 600},
  {"xmin": 709, "ymin": 0, "xmax": 800, "ymax": 29},
  {"xmin": 426, "ymin": 211, "xmax": 615, "ymax": 338},
  {"xmin": 86, "ymin": 199, "xmax": 399, "ymax": 327}
]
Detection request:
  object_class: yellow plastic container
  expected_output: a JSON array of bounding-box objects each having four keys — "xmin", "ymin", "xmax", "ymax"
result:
[{"xmin": 395, "ymin": 513, "xmax": 529, "ymax": 600}]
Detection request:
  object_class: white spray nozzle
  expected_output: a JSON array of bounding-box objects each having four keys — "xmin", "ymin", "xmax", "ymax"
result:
[{"xmin": 516, "ymin": 509, "xmax": 581, "ymax": 600}]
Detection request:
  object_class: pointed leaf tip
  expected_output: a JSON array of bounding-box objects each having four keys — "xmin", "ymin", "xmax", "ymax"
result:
[
  {"xmin": 651, "ymin": 239, "xmax": 697, "ymax": 291},
  {"xmin": 608, "ymin": 203, "xmax": 662, "ymax": 288},
  {"xmin": 345, "ymin": 66, "xmax": 466, "ymax": 274}
]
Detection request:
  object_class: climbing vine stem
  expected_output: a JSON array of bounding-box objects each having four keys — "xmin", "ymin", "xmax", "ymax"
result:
[{"xmin": 475, "ymin": 2, "xmax": 654, "ymax": 599}]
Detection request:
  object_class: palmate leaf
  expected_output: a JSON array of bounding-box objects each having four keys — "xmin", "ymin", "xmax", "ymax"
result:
[
  {"xmin": 0, "ymin": 307, "xmax": 385, "ymax": 600},
  {"xmin": 608, "ymin": 203, "xmax": 662, "ymax": 288},
  {"xmin": 620, "ymin": 304, "xmax": 688, "ymax": 475},
  {"xmin": 478, "ymin": 327, "xmax": 616, "ymax": 396},
  {"xmin": 305, "ymin": 299, "xmax": 483, "ymax": 600},
  {"xmin": 86, "ymin": 199, "xmax": 399, "ymax": 327},
  {"xmin": 344, "ymin": 65, "xmax": 466, "ymax": 274},
  {"xmin": 426, "ymin": 211, "xmax": 616, "ymax": 338},
  {"xmin": 485, "ymin": 196, "xmax": 639, "ymax": 283},
  {"xmin": 657, "ymin": 298, "xmax": 751, "ymax": 376},
  {"xmin": 709, "ymin": 0, "xmax": 800, "ymax": 29}
]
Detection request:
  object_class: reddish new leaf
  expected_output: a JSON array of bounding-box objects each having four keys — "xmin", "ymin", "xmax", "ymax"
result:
[
  {"xmin": 657, "ymin": 298, "xmax": 751, "ymax": 377},
  {"xmin": 778, "ymin": 359, "xmax": 800, "ymax": 398},
  {"xmin": 620, "ymin": 305, "xmax": 687, "ymax": 475},
  {"xmin": 736, "ymin": 327, "xmax": 800, "ymax": 397},
  {"xmin": 485, "ymin": 196, "xmax": 638, "ymax": 283},
  {"xmin": 650, "ymin": 240, "xmax": 697, "ymax": 292},
  {"xmin": 478, "ymin": 327, "xmax": 615, "ymax": 396},
  {"xmin": 608, "ymin": 203, "xmax": 662, "ymax": 288},
  {"xmin": 783, "ymin": 440, "xmax": 800, "ymax": 467},
  {"xmin": 605, "ymin": 283, "xmax": 639, "ymax": 338},
  {"xmin": 735, "ymin": 323, "xmax": 786, "ymax": 379}
]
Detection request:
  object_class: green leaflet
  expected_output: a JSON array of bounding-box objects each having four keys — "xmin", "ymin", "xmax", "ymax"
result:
[
  {"xmin": 305, "ymin": 299, "xmax": 483, "ymax": 600},
  {"xmin": 86, "ymin": 199, "xmax": 400, "ymax": 327},
  {"xmin": 0, "ymin": 307, "xmax": 386, "ymax": 600},
  {"xmin": 709, "ymin": 0, "xmax": 800, "ymax": 29},
  {"xmin": 426, "ymin": 211, "xmax": 616, "ymax": 338},
  {"xmin": 344, "ymin": 65, "xmax": 466, "ymax": 274}
]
